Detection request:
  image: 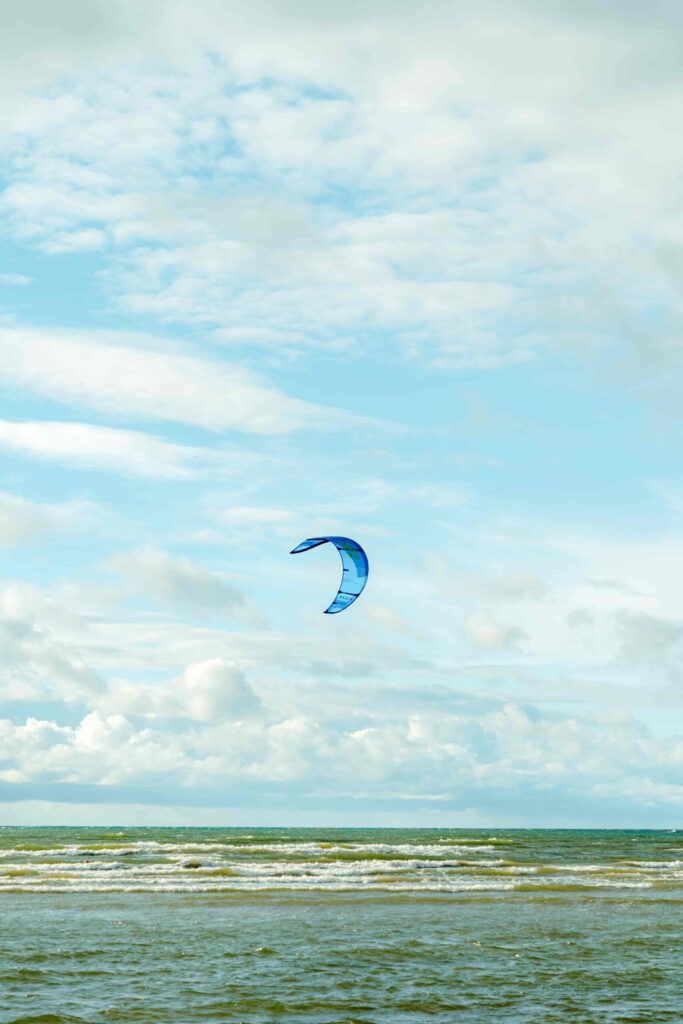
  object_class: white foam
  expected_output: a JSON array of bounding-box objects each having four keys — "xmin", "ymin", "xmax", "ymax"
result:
[{"xmin": 2, "ymin": 835, "xmax": 683, "ymax": 895}]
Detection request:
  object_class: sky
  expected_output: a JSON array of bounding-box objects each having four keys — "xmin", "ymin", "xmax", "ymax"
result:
[{"xmin": 1, "ymin": 0, "xmax": 683, "ymax": 827}]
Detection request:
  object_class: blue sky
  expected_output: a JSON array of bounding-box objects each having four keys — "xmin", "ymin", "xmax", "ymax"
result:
[{"xmin": 2, "ymin": 0, "xmax": 683, "ymax": 826}]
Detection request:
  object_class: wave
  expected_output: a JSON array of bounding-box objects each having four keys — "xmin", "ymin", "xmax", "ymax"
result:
[{"xmin": 3, "ymin": 829, "xmax": 683, "ymax": 895}]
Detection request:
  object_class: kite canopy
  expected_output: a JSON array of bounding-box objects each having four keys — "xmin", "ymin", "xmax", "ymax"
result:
[{"xmin": 290, "ymin": 535, "xmax": 369, "ymax": 614}]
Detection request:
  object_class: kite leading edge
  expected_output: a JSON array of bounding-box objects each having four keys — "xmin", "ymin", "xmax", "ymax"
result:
[{"xmin": 290, "ymin": 536, "xmax": 369, "ymax": 614}]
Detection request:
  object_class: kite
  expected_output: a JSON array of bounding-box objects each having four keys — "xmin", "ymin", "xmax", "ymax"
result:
[{"xmin": 290, "ymin": 535, "xmax": 369, "ymax": 614}]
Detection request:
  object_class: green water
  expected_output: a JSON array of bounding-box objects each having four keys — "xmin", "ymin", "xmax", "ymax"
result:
[{"xmin": 1, "ymin": 828, "xmax": 682, "ymax": 1022}]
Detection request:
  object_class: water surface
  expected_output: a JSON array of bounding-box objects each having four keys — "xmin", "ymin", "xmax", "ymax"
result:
[{"xmin": 1, "ymin": 828, "xmax": 681, "ymax": 1022}]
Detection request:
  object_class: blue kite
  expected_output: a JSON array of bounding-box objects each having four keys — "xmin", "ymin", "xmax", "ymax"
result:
[{"xmin": 290, "ymin": 536, "xmax": 369, "ymax": 614}]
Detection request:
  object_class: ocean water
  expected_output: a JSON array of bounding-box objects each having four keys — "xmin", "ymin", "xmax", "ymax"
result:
[{"xmin": 1, "ymin": 828, "xmax": 682, "ymax": 1023}]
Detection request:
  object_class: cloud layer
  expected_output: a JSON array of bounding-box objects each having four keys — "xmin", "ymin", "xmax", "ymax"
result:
[{"xmin": 1, "ymin": 0, "xmax": 682, "ymax": 824}]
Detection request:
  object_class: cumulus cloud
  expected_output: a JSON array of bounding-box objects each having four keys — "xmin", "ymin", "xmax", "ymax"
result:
[
  {"xmin": 173, "ymin": 658, "xmax": 262, "ymax": 721},
  {"xmin": 1, "ymin": 533, "xmax": 683, "ymax": 821},
  {"xmin": 99, "ymin": 658, "xmax": 262, "ymax": 723},
  {"xmin": 2, "ymin": 694, "xmax": 683, "ymax": 823},
  {"xmin": 0, "ymin": 712, "xmax": 184, "ymax": 786}
]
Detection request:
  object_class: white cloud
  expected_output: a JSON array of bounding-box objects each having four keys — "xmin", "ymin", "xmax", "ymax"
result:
[
  {"xmin": 0, "ymin": 327, "xmax": 355, "ymax": 435},
  {"xmin": 1, "ymin": 3, "xmax": 679, "ymax": 368},
  {"xmin": 0, "ymin": 491, "xmax": 97, "ymax": 549},
  {"xmin": 0, "ymin": 272, "xmax": 32, "ymax": 286},
  {"xmin": 614, "ymin": 610, "xmax": 683, "ymax": 665},
  {"xmin": 2, "ymin": 694, "xmax": 683, "ymax": 822},
  {"xmin": 109, "ymin": 546, "xmax": 250, "ymax": 616},
  {"xmin": 0, "ymin": 711, "xmax": 184, "ymax": 786},
  {"xmin": 465, "ymin": 609, "xmax": 527, "ymax": 652},
  {"xmin": 173, "ymin": 658, "xmax": 262, "ymax": 721},
  {"xmin": 0, "ymin": 493, "xmax": 56, "ymax": 549},
  {"xmin": 0, "ymin": 419, "xmax": 250, "ymax": 479},
  {"xmin": 0, "ymin": 605, "xmax": 103, "ymax": 704},
  {"xmin": 1, "ymin": 1, "xmax": 683, "ymax": 825},
  {"xmin": 42, "ymin": 227, "xmax": 107, "ymax": 253},
  {"xmin": 2, "ymin": 531, "xmax": 683, "ymax": 821},
  {"xmin": 100, "ymin": 658, "xmax": 262, "ymax": 723}
]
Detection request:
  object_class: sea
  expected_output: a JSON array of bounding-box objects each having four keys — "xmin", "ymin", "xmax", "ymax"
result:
[{"xmin": 1, "ymin": 827, "xmax": 682, "ymax": 1023}]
